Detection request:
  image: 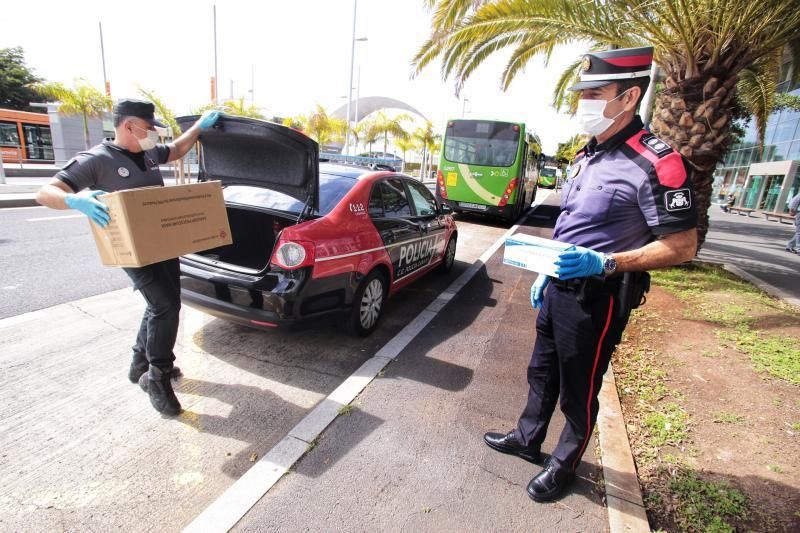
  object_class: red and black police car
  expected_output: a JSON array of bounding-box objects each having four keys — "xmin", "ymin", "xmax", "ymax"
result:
[{"xmin": 175, "ymin": 115, "xmax": 458, "ymax": 336}]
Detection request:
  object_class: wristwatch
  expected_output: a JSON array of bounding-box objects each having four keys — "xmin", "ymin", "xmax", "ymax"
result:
[{"xmin": 602, "ymin": 253, "xmax": 617, "ymax": 277}]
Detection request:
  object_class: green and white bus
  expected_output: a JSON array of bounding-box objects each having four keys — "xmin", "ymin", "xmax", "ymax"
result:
[{"xmin": 436, "ymin": 119, "xmax": 539, "ymax": 225}]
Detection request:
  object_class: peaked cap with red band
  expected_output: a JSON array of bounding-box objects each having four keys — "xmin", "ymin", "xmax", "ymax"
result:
[{"xmin": 569, "ymin": 46, "xmax": 654, "ymax": 91}]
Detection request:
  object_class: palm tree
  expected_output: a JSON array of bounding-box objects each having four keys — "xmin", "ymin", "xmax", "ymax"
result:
[
  {"xmin": 414, "ymin": 120, "xmax": 441, "ymax": 180},
  {"xmin": 137, "ymin": 87, "xmax": 180, "ymax": 138},
  {"xmin": 193, "ymin": 98, "xmax": 264, "ymax": 119},
  {"xmin": 295, "ymin": 104, "xmax": 346, "ymax": 147},
  {"xmin": 394, "ymin": 136, "xmax": 418, "ymax": 173},
  {"xmin": 355, "ymin": 118, "xmax": 381, "ymax": 155},
  {"xmin": 363, "ymin": 111, "xmax": 412, "ymax": 156},
  {"xmin": 414, "ymin": 0, "xmax": 800, "ymax": 246},
  {"xmin": 35, "ymin": 79, "xmax": 111, "ymax": 150},
  {"xmin": 555, "ymin": 134, "xmax": 589, "ymax": 165}
]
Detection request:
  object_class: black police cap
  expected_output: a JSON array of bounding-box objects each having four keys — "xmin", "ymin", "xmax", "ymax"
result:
[
  {"xmin": 112, "ymin": 98, "xmax": 166, "ymax": 128},
  {"xmin": 569, "ymin": 46, "xmax": 654, "ymax": 91}
]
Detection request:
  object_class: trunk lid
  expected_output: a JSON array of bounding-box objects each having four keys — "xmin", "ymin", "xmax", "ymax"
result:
[{"xmin": 176, "ymin": 115, "xmax": 319, "ymax": 212}]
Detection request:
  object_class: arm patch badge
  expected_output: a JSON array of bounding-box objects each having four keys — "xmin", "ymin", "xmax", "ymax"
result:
[
  {"xmin": 640, "ymin": 134, "xmax": 673, "ymax": 157},
  {"xmin": 664, "ymin": 188, "xmax": 691, "ymax": 211}
]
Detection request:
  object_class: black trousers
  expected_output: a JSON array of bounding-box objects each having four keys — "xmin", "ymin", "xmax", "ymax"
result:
[
  {"xmin": 123, "ymin": 258, "xmax": 181, "ymax": 370},
  {"xmin": 516, "ymin": 281, "xmax": 630, "ymax": 471}
]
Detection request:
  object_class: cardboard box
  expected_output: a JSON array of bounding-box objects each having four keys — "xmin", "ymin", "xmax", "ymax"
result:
[
  {"xmin": 503, "ymin": 233, "xmax": 575, "ymax": 278},
  {"xmin": 89, "ymin": 181, "xmax": 232, "ymax": 267}
]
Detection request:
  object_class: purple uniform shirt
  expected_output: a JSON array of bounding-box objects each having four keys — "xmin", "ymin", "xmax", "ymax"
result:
[{"xmin": 554, "ymin": 116, "xmax": 697, "ymax": 253}]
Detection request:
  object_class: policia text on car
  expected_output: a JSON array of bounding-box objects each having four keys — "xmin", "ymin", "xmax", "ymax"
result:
[
  {"xmin": 484, "ymin": 46, "xmax": 698, "ymax": 502},
  {"xmin": 35, "ymin": 99, "xmax": 222, "ymax": 417}
]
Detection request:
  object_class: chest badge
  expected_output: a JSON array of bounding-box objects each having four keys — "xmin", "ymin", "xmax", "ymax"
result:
[{"xmin": 118, "ymin": 167, "xmax": 130, "ymax": 178}]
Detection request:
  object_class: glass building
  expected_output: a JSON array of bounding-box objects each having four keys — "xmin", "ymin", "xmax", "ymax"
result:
[{"xmin": 712, "ymin": 52, "xmax": 800, "ymax": 213}]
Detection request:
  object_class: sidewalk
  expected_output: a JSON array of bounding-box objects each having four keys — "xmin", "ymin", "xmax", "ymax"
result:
[{"xmin": 226, "ymin": 216, "xmax": 611, "ymax": 532}]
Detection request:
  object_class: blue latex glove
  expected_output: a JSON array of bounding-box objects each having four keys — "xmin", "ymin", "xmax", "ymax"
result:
[
  {"xmin": 555, "ymin": 246, "xmax": 604, "ymax": 280},
  {"xmin": 198, "ymin": 110, "xmax": 222, "ymax": 129},
  {"xmin": 65, "ymin": 190, "xmax": 110, "ymax": 228},
  {"xmin": 530, "ymin": 275, "xmax": 550, "ymax": 309}
]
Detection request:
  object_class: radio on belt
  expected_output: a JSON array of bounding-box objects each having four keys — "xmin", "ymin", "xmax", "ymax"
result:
[{"xmin": 503, "ymin": 233, "xmax": 575, "ymax": 279}]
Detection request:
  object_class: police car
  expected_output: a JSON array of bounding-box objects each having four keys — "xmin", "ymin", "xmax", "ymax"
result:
[{"xmin": 175, "ymin": 115, "xmax": 458, "ymax": 336}]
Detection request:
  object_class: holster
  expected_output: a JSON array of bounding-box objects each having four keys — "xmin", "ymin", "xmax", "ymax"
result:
[{"xmin": 617, "ymin": 271, "xmax": 650, "ymax": 319}]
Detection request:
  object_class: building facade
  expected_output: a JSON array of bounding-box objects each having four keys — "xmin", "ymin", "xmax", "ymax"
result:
[{"xmin": 712, "ymin": 52, "xmax": 800, "ymax": 213}]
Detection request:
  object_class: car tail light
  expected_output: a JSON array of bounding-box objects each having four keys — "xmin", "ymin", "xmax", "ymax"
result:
[
  {"xmin": 498, "ymin": 177, "xmax": 519, "ymax": 207},
  {"xmin": 437, "ymin": 170, "xmax": 448, "ymax": 200},
  {"xmin": 270, "ymin": 240, "xmax": 315, "ymax": 270}
]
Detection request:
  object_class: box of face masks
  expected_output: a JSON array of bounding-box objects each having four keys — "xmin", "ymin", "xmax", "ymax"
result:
[
  {"xmin": 88, "ymin": 181, "xmax": 232, "ymax": 267},
  {"xmin": 503, "ymin": 233, "xmax": 575, "ymax": 278}
]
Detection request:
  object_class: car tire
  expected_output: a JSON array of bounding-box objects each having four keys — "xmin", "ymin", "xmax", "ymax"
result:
[
  {"xmin": 348, "ymin": 270, "xmax": 386, "ymax": 336},
  {"xmin": 439, "ymin": 235, "xmax": 457, "ymax": 274}
]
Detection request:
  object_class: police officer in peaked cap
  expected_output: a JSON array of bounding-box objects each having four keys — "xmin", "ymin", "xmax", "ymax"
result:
[
  {"xmin": 484, "ymin": 46, "xmax": 699, "ymax": 501},
  {"xmin": 36, "ymin": 99, "xmax": 223, "ymax": 417}
]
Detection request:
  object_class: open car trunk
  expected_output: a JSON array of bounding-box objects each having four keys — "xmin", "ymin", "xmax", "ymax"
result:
[{"xmin": 192, "ymin": 205, "xmax": 296, "ymax": 272}]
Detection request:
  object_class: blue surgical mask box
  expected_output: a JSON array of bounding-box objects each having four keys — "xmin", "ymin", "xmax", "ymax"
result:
[{"xmin": 503, "ymin": 233, "xmax": 575, "ymax": 278}]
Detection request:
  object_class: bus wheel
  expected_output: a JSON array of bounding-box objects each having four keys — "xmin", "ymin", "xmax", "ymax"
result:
[{"xmin": 347, "ymin": 270, "xmax": 386, "ymax": 336}]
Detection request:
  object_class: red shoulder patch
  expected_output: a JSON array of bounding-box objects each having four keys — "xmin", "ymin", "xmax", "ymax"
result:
[{"xmin": 653, "ymin": 152, "xmax": 687, "ymax": 188}]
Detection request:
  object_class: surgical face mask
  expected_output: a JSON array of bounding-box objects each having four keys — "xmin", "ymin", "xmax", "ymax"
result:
[
  {"xmin": 575, "ymin": 89, "xmax": 631, "ymax": 136},
  {"xmin": 132, "ymin": 124, "xmax": 159, "ymax": 151}
]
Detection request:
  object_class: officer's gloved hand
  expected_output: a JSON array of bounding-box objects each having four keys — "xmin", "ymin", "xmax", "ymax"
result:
[
  {"xmin": 555, "ymin": 246, "xmax": 603, "ymax": 280},
  {"xmin": 530, "ymin": 275, "xmax": 550, "ymax": 309},
  {"xmin": 198, "ymin": 110, "xmax": 222, "ymax": 130},
  {"xmin": 65, "ymin": 190, "xmax": 111, "ymax": 228}
]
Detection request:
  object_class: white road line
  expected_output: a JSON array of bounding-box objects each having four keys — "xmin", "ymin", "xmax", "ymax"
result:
[
  {"xmin": 183, "ymin": 191, "xmax": 553, "ymax": 533},
  {"xmin": 26, "ymin": 214, "xmax": 85, "ymax": 222}
]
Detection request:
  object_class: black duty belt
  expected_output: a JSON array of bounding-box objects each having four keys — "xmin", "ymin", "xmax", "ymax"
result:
[{"xmin": 551, "ymin": 275, "xmax": 624, "ymax": 293}]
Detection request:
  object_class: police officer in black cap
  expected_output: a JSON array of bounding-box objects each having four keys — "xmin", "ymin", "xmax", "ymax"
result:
[
  {"xmin": 484, "ymin": 47, "xmax": 698, "ymax": 501},
  {"xmin": 36, "ymin": 99, "xmax": 222, "ymax": 416}
]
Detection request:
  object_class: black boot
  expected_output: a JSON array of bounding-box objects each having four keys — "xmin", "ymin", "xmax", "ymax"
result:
[
  {"xmin": 129, "ymin": 353, "xmax": 181, "ymax": 384},
  {"xmin": 139, "ymin": 366, "xmax": 182, "ymax": 416}
]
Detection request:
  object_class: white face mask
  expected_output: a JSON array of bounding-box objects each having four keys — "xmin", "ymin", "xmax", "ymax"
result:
[
  {"xmin": 132, "ymin": 124, "xmax": 159, "ymax": 151},
  {"xmin": 575, "ymin": 89, "xmax": 631, "ymax": 136}
]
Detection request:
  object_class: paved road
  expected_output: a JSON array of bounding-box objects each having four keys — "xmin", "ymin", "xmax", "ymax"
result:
[
  {"xmin": 0, "ymin": 205, "xmax": 130, "ymax": 318},
  {"xmin": 698, "ymin": 206, "xmax": 799, "ymax": 301}
]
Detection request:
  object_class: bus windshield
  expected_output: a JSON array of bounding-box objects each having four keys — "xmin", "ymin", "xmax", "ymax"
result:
[{"xmin": 443, "ymin": 120, "xmax": 520, "ymax": 168}]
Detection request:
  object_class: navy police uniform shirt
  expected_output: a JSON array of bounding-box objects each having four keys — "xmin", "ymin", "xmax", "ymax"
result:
[
  {"xmin": 55, "ymin": 140, "xmax": 171, "ymax": 193},
  {"xmin": 554, "ymin": 116, "xmax": 697, "ymax": 253}
]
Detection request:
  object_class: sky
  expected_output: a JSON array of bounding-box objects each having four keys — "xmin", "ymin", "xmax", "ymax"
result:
[{"xmin": 0, "ymin": 0, "xmax": 587, "ymax": 154}]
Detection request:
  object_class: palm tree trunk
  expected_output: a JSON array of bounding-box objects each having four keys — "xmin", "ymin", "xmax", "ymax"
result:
[
  {"xmin": 82, "ymin": 111, "xmax": 91, "ymax": 150},
  {"xmin": 383, "ymin": 133, "xmax": 388, "ymax": 156},
  {"xmin": 648, "ymin": 71, "xmax": 737, "ymax": 250}
]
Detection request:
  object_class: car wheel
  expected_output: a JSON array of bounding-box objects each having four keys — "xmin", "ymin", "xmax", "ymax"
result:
[
  {"xmin": 348, "ymin": 270, "xmax": 386, "ymax": 336},
  {"xmin": 439, "ymin": 236, "xmax": 457, "ymax": 273}
]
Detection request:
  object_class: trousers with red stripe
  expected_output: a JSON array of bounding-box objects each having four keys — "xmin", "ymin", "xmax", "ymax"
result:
[{"xmin": 516, "ymin": 280, "xmax": 630, "ymax": 471}]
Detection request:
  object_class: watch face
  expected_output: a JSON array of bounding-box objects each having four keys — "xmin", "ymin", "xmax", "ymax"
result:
[{"xmin": 604, "ymin": 256, "xmax": 617, "ymax": 274}]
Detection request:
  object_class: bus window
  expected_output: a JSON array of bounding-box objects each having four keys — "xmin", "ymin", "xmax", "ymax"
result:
[
  {"xmin": 0, "ymin": 121, "xmax": 20, "ymax": 150},
  {"xmin": 22, "ymin": 124, "xmax": 54, "ymax": 160},
  {"xmin": 443, "ymin": 120, "xmax": 520, "ymax": 168}
]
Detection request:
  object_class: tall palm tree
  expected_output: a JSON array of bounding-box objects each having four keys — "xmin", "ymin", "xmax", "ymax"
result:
[
  {"xmin": 137, "ymin": 87, "xmax": 180, "ymax": 138},
  {"xmin": 193, "ymin": 98, "xmax": 264, "ymax": 119},
  {"xmin": 363, "ymin": 111, "xmax": 412, "ymax": 156},
  {"xmin": 355, "ymin": 118, "xmax": 381, "ymax": 155},
  {"xmin": 556, "ymin": 133, "xmax": 589, "ymax": 165},
  {"xmin": 394, "ymin": 136, "xmax": 418, "ymax": 173},
  {"xmin": 414, "ymin": 0, "xmax": 800, "ymax": 246},
  {"xmin": 414, "ymin": 120, "xmax": 441, "ymax": 180},
  {"xmin": 35, "ymin": 80, "xmax": 111, "ymax": 150},
  {"xmin": 295, "ymin": 104, "xmax": 346, "ymax": 147}
]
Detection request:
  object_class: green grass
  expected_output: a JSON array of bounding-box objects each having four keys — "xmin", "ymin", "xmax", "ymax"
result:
[
  {"xmin": 668, "ymin": 469, "xmax": 748, "ymax": 533},
  {"xmin": 337, "ymin": 404, "xmax": 355, "ymax": 416},
  {"xmin": 643, "ymin": 402, "xmax": 690, "ymax": 448},
  {"xmin": 712, "ymin": 411, "xmax": 746, "ymax": 424},
  {"xmin": 652, "ymin": 263, "xmax": 762, "ymax": 302},
  {"xmin": 728, "ymin": 328, "xmax": 800, "ymax": 384},
  {"xmin": 791, "ymin": 422, "xmax": 800, "ymax": 431},
  {"xmin": 767, "ymin": 464, "xmax": 783, "ymax": 473}
]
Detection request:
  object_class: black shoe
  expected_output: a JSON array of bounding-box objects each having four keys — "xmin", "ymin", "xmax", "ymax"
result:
[
  {"xmin": 786, "ymin": 247, "xmax": 797, "ymax": 254},
  {"xmin": 483, "ymin": 430, "xmax": 541, "ymax": 463},
  {"xmin": 138, "ymin": 366, "xmax": 182, "ymax": 416},
  {"xmin": 129, "ymin": 363, "xmax": 181, "ymax": 384},
  {"xmin": 526, "ymin": 459, "xmax": 575, "ymax": 502}
]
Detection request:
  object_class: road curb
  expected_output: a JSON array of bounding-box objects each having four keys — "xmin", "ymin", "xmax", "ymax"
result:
[
  {"xmin": 0, "ymin": 196, "xmax": 38, "ymax": 208},
  {"xmin": 598, "ymin": 368, "xmax": 651, "ymax": 533}
]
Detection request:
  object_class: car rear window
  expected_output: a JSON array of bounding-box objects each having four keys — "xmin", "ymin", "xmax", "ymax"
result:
[{"xmin": 222, "ymin": 173, "xmax": 357, "ymax": 216}]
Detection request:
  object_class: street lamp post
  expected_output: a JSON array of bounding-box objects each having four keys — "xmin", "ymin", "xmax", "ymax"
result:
[
  {"xmin": 461, "ymin": 97, "xmax": 470, "ymax": 118},
  {"xmin": 343, "ymin": 0, "xmax": 367, "ymax": 155}
]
